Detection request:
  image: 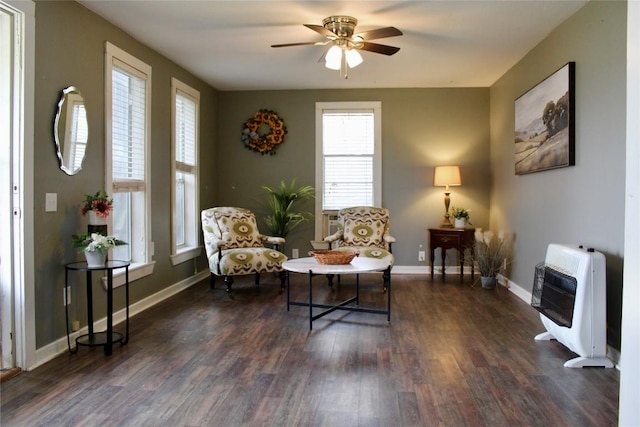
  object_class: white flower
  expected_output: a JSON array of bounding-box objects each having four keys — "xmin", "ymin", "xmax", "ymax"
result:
[{"xmin": 483, "ymin": 230, "xmax": 494, "ymax": 245}]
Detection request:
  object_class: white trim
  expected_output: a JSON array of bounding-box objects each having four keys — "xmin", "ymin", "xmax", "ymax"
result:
[
  {"xmin": 170, "ymin": 246, "xmax": 202, "ymax": 266},
  {"xmin": 620, "ymin": 1, "xmax": 640, "ymax": 423},
  {"xmin": 101, "ymin": 261, "xmax": 156, "ymax": 290},
  {"xmin": 3, "ymin": 0, "xmax": 35, "ymax": 371},
  {"xmin": 104, "ymin": 41, "xmax": 153, "ymax": 273},
  {"xmin": 314, "ymin": 101, "xmax": 382, "ymax": 239},
  {"xmin": 34, "ymin": 270, "xmax": 208, "ymax": 370},
  {"xmin": 170, "ymin": 77, "xmax": 200, "ymax": 262}
]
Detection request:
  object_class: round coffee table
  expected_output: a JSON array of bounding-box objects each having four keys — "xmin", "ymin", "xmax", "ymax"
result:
[{"xmin": 282, "ymin": 256, "xmax": 392, "ymax": 330}]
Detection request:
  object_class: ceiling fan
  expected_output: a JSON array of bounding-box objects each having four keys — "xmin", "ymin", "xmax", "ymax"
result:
[{"xmin": 271, "ymin": 16, "xmax": 403, "ymax": 77}]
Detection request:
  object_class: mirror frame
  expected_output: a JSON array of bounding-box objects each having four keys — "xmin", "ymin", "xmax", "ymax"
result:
[{"xmin": 54, "ymin": 86, "xmax": 88, "ymax": 175}]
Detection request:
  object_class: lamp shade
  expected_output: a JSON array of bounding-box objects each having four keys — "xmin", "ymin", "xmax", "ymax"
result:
[
  {"xmin": 345, "ymin": 48, "xmax": 363, "ymax": 68},
  {"xmin": 433, "ymin": 165, "xmax": 462, "ymax": 187},
  {"xmin": 325, "ymin": 45, "xmax": 342, "ymax": 70}
]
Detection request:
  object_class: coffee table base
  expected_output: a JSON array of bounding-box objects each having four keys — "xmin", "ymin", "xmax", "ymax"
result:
[{"xmin": 286, "ymin": 270, "xmax": 391, "ymax": 330}]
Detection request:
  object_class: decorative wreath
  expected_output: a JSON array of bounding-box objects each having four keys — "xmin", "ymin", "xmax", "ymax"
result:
[{"xmin": 241, "ymin": 109, "xmax": 287, "ymax": 155}]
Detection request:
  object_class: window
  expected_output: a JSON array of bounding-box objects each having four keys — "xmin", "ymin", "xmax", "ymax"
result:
[
  {"xmin": 314, "ymin": 101, "xmax": 382, "ymax": 238},
  {"xmin": 64, "ymin": 94, "xmax": 87, "ymax": 172},
  {"xmin": 105, "ymin": 42, "xmax": 154, "ymax": 283},
  {"xmin": 170, "ymin": 78, "xmax": 200, "ymax": 265}
]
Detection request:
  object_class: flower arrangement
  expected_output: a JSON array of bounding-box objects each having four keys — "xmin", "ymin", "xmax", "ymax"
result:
[
  {"xmin": 450, "ymin": 206, "xmax": 472, "ymax": 224},
  {"xmin": 241, "ymin": 109, "xmax": 287, "ymax": 155},
  {"xmin": 81, "ymin": 190, "xmax": 113, "ymax": 218},
  {"xmin": 470, "ymin": 228, "xmax": 512, "ymax": 278},
  {"xmin": 72, "ymin": 232, "xmax": 127, "ymax": 257}
]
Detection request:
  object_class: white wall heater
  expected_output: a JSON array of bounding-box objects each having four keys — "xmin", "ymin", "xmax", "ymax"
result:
[{"xmin": 531, "ymin": 244, "xmax": 613, "ymax": 368}]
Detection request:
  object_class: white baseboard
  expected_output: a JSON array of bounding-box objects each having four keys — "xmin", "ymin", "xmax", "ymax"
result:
[{"xmin": 32, "ymin": 270, "xmax": 209, "ymax": 370}]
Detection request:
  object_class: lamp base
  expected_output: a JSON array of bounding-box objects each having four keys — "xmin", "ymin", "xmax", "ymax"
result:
[{"xmin": 441, "ymin": 191, "xmax": 453, "ymax": 228}]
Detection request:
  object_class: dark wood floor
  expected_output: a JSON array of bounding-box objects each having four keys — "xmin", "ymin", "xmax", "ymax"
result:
[{"xmin": 1, "ymin": 273, "xmax": 619, "ymax": 426}]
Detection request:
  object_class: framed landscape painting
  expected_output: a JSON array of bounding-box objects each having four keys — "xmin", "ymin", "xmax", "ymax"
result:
[{"xmin": 514, "ymin": 62, "xmax": 575, "ymax": 175}]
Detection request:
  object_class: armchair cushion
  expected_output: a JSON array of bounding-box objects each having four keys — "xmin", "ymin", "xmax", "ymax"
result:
[
  {"xmin": 339, "ymin": 206, "xmax": 392, "ymax": 249},
  {"xmin": 206, "ymin": 206, "xmax": 264, "ymax": 249}
]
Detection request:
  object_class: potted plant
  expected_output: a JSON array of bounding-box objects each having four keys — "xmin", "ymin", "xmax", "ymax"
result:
[
  {"xmin": 81, "ymin": 190, "xmax": 113, "ymax": 226},
  {"xmin": 470, "ymin": 228, "xmax": 512, "ymax": 289},
  {"xmin": 261, "ymin": 179, "xmax": 315, "ymax": 239},
  {"xmin": 450, "ymin": 206, "xmax": 472, "ymax": 228},
  {"xmin": 72, "ymin": 232, "xmax": 127, "ymax": 267}
]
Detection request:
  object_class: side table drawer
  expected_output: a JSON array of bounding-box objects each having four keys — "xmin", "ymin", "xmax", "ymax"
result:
[{"xmin": 431, "ymin": 232, "xmax": 461, "ymax": 248}]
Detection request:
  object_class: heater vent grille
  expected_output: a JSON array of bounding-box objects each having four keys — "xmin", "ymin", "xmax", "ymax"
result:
[{"xmin": 531, "ymin": 262, "xmax": 577, "ymax": 328}]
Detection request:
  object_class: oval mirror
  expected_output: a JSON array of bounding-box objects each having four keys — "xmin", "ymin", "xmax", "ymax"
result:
[{"xmin": 54, "ymin": 86, "xmax": 88, "ymax": 175}]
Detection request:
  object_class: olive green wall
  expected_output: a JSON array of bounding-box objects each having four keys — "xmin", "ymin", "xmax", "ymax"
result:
[
  {"xmin": 217, "ymin": 89, "xmax": 491, "ymax": 266},
  {"xmin": 490, "ymin": 0, "xmax": 626, "ymax": 348},
  {"xmin": 33, "ymin": 1, "xmax": 218, "ymax": 348}
]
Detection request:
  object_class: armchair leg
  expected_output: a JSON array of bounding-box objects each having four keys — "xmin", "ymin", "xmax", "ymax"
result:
[
  {"xmin": 255, "ymin": 273, "xmax": 260, "ymax": 286},
  {"xmin": 209, "ymin": 273, "xmax": 216, "ymax": 290},
  {"xmin": 382, "ymin": 267, "xmax": 391, "ymax": 293},
  {"xmin": 278, "ymin": 271, "xmax": 286, "ymax": 294},
  {"xmin": 224, "ymin": 276, "xmax": 234, "ymax": 296},
  {"xmin": 325, "ymin": 274, "xmax": 335, "ymax": 288}
]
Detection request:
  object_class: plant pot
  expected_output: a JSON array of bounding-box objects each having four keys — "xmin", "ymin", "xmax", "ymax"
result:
[
  {"xmin": 84, "ymin": 249, "xmax": 106, "ymax": 268},
  {"xmin": 454, "ymin": 218, "xmax": 466, "ymax": 228},
  {"xmin": 88, "ymin": 210, "xmax": 107, "ymax": 225},
  {"xmin": 480, "ymin": 276, "xmax": 496, "ymax": 289},
  {"xmin": 87, "ymin": 211, "xmax": 108, "ymax": 235}
]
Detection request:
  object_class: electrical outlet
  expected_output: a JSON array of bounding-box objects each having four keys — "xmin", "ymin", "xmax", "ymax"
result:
[
  {"xmin": 292, "ymin": 248, "xmax": 299, "ymax": 258},
  {"xmin": 418, "ymin": 250, "xmax": 426, "ymax": 261},
  {"xmin": 63, "ymin": 287, "xmax": 71, "ymax": 306},
  {"xmin": 72, "ymin": 320, "xmax": 80, "ymax": 331}
]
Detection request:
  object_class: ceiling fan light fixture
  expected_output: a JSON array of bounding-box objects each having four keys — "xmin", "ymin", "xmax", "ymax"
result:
[
  {"xmin": 345, "ymin": 48, "xmax": 363, "ymax": 68},
  {"xmin": 325, "ymin": 45, "xmax": 342, "ymax": 70}
]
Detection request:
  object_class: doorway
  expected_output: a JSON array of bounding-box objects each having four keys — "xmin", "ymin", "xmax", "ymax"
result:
[{"xmin": 0, "ymin": 0, "xmax": 35, "ymax": 374}]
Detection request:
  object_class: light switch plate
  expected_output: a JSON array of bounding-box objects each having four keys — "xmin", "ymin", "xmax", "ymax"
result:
[{"xmin": 45, "ymin": 193, "xmax": 57, "ymax": 212}]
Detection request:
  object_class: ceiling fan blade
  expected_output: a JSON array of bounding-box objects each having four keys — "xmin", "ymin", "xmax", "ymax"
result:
[
  {"xmin": 271, "ymin": 41, "xmax": 326, "ymax": 48},
  {"xmin": 304, "ymin": 24, "xmax": 336, "ymax": 38},
  {"xmin": 357, "ymin": 41, "xmax": 400, "ymax": 56},
  {"xmin": 354, "ymin": 26, "xmax": 403, "ymax": 41}
]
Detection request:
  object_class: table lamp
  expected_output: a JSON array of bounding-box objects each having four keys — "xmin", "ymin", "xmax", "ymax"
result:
[{"xmin": 433, "ymin": 165, "xmax": 461, "ymax": 228}]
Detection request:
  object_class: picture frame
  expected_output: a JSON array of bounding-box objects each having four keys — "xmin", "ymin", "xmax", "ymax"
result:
[{"xmin": 514, "ymin": 62, "xmax": 575, "ymax": 175}]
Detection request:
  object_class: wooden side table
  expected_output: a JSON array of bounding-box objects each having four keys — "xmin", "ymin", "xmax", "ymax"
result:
[{"xmin": 428, "ymin": 228, "xmax": 475, "ymax": 282}]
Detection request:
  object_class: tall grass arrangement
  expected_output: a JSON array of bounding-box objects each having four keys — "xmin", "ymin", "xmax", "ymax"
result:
[
  {"xmin": 262, "ymin": 179, "xmax": 315, "ymax": 238},
  {"xmin": 471, "ymin": 228, "xmax": 513, "ymax": 277}
]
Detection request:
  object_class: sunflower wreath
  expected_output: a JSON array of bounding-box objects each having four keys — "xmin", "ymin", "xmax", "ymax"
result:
[{"xmin": 241, "ymin": 109, "xmax": 288, "ymax": 155}]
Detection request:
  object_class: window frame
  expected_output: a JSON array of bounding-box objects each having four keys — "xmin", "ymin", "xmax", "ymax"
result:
[
  {"xmin": 314, "ymin": 101, "xmax": 382, "ymax": 239},
  {"xmin": 170, "ymin": 77, "xmax": 201, "ymax": 265},
  {"xmin": 104, "ymin": 41, "xmax": 154, "ymax": 285}
]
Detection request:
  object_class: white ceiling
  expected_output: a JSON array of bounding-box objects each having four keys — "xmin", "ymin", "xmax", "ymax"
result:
[{"xmin": 78, "ymin": 0, "xmax": 587, "ymax": 91}]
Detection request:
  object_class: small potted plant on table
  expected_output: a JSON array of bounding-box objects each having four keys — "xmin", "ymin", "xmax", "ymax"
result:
[
  {"xmin": 73, "ymin": 233, "xmax": 127, "ymax": 267},
  {"xmin": 450, "ymin": 206, "xmax": 472, "ymax": 229}
]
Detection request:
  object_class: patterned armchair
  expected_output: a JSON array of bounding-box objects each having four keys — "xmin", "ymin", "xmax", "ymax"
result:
[
  {"xmin": 323, "ymin": 206, "xmax": 395, "ymax": 291},
  {"xmin": 201, "ymin": 207, "xmax": 288, "ymax": 296}
]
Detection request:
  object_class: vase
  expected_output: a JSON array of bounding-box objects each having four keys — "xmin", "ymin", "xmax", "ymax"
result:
[
  {"xmin": 480, "ymin": 276, "xmax": 496, "ymax": 289},
  {"xmin": 454, "ymin": 218, "xmax": 466, "ymax": 229},
  {"xmin": 84, "ymin": 249, "xmax": 106, "ymax": 268},
  {"xmin": 88, "ymin": 211, "xmax": 108, "ymax": 236}
]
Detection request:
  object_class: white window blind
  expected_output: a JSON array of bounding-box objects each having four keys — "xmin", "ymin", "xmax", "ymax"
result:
[
  {"xmin": 175, "ymin": 90, "xmax": 196, "ymax": 173},
  {"xmin": 322, "ymin": 111, "xmax": 375, "ymax": 210},
  {"xmin": 70, "ymin": 102, "xmax": 87, "ymax": 171},
  {"xmin": 112, "ymin": 65, "xmax": 146, "ymax": 192}
]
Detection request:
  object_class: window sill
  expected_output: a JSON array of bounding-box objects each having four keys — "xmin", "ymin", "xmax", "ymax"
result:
[
  {"xmin": 101, "ymin": 260, "xmax": 156, "ymax": 289},
  {"xmin": 170, "ymin": 246, "xmax": 202, "ymax": 266}
]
